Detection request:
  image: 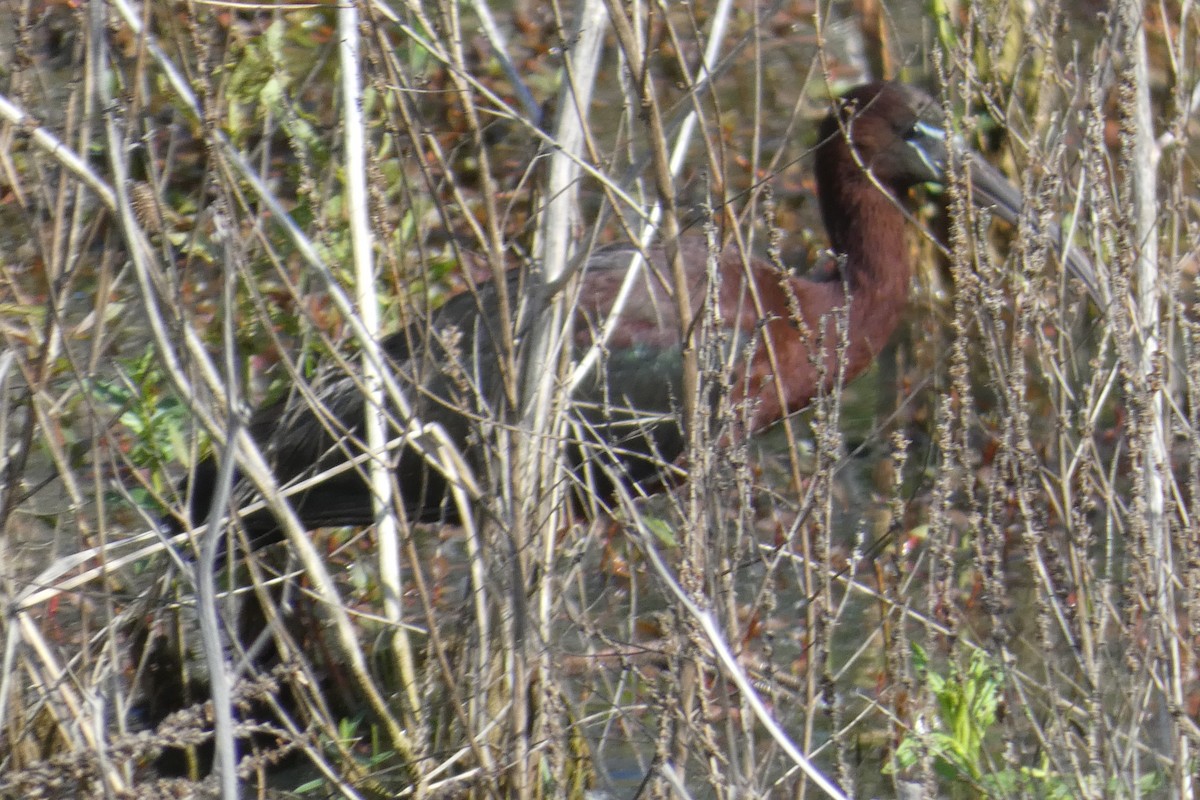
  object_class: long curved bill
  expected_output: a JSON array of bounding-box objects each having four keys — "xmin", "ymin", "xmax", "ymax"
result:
[
  {"xmin": 962, "ymin": 152, "xmax": 1103, "ymax": 306},
  {"xmin": 909, "ymin": 119, "xmax": 1102, "ymax": 306}
]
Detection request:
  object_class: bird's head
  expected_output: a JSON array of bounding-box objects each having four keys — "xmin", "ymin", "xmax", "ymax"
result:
[
  {"xmin": 817, "ymin": 81, "xmax": 948, "ymax": 192},
  {"xmin": 814, "ymin": 81, "xmax": 1102, "ymax": 304}
]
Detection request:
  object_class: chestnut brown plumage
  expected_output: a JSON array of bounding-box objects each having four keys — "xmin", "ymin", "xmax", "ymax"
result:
[{"xmin": 173, "ymin": 82, "xmax": 1096, "ymax": 545}]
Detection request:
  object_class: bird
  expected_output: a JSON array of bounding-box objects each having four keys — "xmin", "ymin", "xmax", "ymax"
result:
[{"xmin": 172, "ymin": 81, "xmax": 1097, "ymax": 547}]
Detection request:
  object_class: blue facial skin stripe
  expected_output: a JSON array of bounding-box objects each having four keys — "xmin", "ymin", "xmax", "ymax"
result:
[
  {"xmin": 912, "ymin": 120, "xmax": 946, "ymax": 141},
  {"xmin": 909, "ymin": 121, "xmax": 948, "ymax": 176}
]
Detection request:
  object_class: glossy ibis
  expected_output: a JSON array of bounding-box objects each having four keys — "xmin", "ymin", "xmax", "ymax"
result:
[{"xmin": 173, "ymin": 81, "xmax": 1097, "ymax": 545}]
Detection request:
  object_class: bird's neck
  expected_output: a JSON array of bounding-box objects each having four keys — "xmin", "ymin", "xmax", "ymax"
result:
[
  {"xmin": 814, "ymin": 172, "xmax": 914, "ymax": 385},
  {"xmin": 821, "ymin": 174, "xmax": 913, "ymax": 303}
]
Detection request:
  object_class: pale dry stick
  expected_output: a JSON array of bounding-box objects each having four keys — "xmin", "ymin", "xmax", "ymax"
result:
[
  {"xmin": 1119, "ymin": 3, "xmax": 1183, "ymax": 791},
  {"xmin": 9, "ymin": 11, "xmax": 232, "ymax": 788},
  {"xmin": 229, "ymin": 569, "xmax": 378, "ymax": 796},
  {"xmin": 217, "ymin": 431, "xmax": 422, "ymax": 764},
  {"xmin": 198, "ymin": 255, "xmax": 243, "ymax": 800},
  {"xmin": 0, "ymin": 350, "xmax": 13, "ymax": 596},
  {"xmin": 762, "ymin": 541, "xmax": 1114, "ymax": 721},
  {"xmin": 435, "ymin": 15, "xmax": 529, "ymax": 612},
  {"xmin": 337, "ymin": 1, "xmax": 424, "ymax": 726},
  {"xmin": 431, "ymin": 428, "xmax": 504, "ymax": 783},
  {"xmin": 0, "ymin": 352, "xmax": 15, "ymax": 728},
  {"xmin": 0, "ymin": 95, "xmax": 117, "ymax": 210},
  {"xmin": 0, "ymin": 628, "xmax": 22, "ymax": 756},
  {"xmin": 528, "ymin": 0, "xmax": 608, "ymax": 533},
  {"xmin": 14, "ymin": 613, "xmax": 129, "ymax": 794},
  {"xmin": 658, "ymin": 762, "xmax": 698, "ymax": 799},
  {"xmin": 807, "ymin": 12, "xmax": 859, "ymax": 778},
  {"xmin": 466, "ymin": 0, "xmax": 541, "ymax": 126},
  {"xmin": 530, "ymin": 0, "xmax": 609, "ymax": 738},
  {"xmin": 517, "ymin": 0, "xmax": 608, "ymax": 789},
  {"xmin": 339, "ymin": 0, "xmax": 392, "ymax": 577},
  {"xmin": 400, "ymin": 696, "xmax": 506, "ymax": 792},
  {"xmin": 393, "ymin": 0, "xmax": 745, "ymax": 246},
  {"xmin": 384, "ymin": 12, "xmax": 649, "ymax": 226},
  {"xmin": 0, "ymin": 83, "xmax": 235, "ymax": 460},
  {"xmin": 1, "ymin": 8, "xmax": 425, "ymax": 781},
  {"xmin": 594, "ymin": 9, "xmax": 709, "ymax": 780},
  {"xmin": 568, "ymin": 0, "xmax": 737, "ymax": 393},
  {"xmin": 12, "ymin": 427, "xmax": 475, "ymax": 612},
  {"xmin": 619, "ymin": 489, "xmax": 849, "ymax": 800},
  {"xmin": 0, "ymin": 350, "xmax": 11, "ymax": 445},
  {"xmin": 121, "ymin": 36, "xmax": 475, "ymax": 774},
  {"xmin": 104, "ymin": 0, "xmax": 475, "ymax": 504}
]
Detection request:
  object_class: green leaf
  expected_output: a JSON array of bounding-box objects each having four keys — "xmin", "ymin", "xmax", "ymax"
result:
[{"xmin": 643, "ymin": 516, "xmax": 678, "ymax": 548}]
